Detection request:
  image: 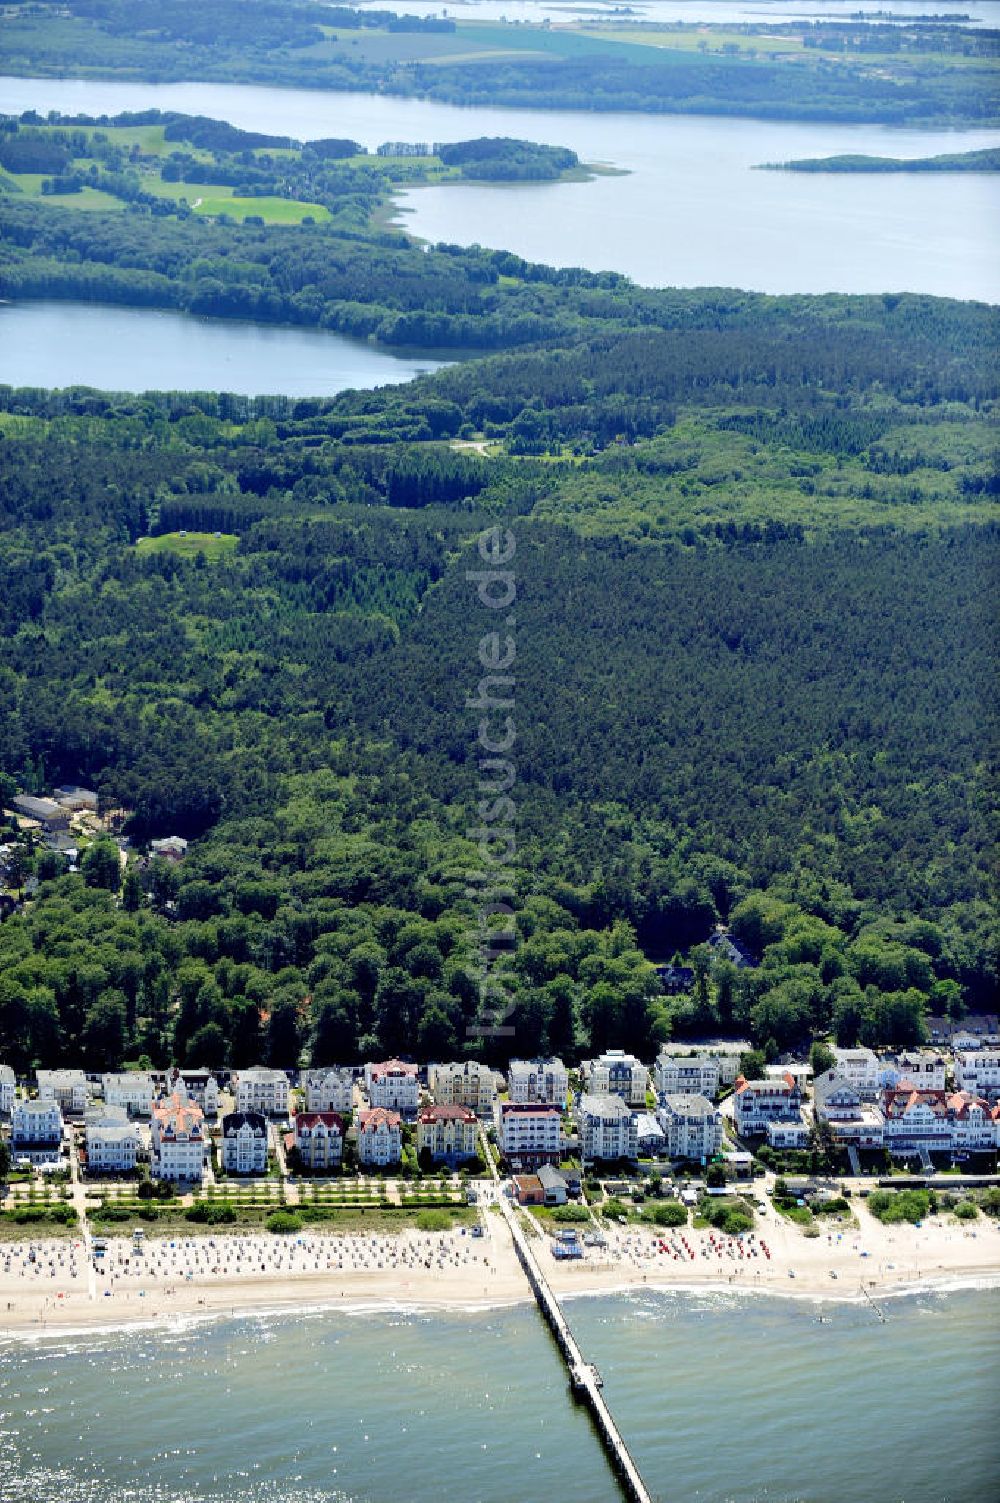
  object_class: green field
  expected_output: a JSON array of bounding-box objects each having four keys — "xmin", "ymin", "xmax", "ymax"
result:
[
  {"xmin": 192, "ymin": 195, "xmax": 330, "ymax": 224},
  {"xmin": 136, "ymin": 532, "xmax": 239, "ymax": 559}
]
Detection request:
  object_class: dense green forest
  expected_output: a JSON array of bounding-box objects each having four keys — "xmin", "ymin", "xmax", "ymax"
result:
[
  {"xmin": 762, "ymin": 147, "xmax": 1000, "ymax": 172},
  {"xmin": 2, "ymin": 0, "xmax": 997, "ymax": 125},
  {"xmin": 0, "ymin": 261, "xmax": 997, "ymax": 1073}
]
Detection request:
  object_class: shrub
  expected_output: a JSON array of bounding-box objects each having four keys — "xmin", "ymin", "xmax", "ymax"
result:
[
  {"xmin": 812, "ymin": 1197, "xmax": 850, "ymax": 1216},
  {"xmin": 954, "ymin": 1200, "xmax": 978, "ymax": 1221},
  {"xmin": 647, "ymin": 1200, "xmax": 687, "ymax": 1228},
  {"xmin": 867, "ymin": 1189, "xmax": 933, "ymax": 1225},
  {"xmin": 10, "ymin": 1203, "xmax": 78, "ymax": 1225},
  {"xmin": 266, "ymin": 1210, "xmax": 303, "ymax": 1235},
  {"xmin": 703, "ymin": 1198, "xmax": 754, "ymax": 1236},
  {"xmin": 185, "ymin": 1200, "xmax": 237, "ymax": 1225},
  {"xmin": 551, "ymin": 1204, "xmax": 589, "ymax": 1223}
]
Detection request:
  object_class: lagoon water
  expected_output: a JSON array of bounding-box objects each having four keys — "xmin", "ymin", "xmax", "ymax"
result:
[
  {"xmin": 355, "ymin": 0, "xmax": 1000, "ymax": 26},
  {"xmin": 1, "ymin": 1288, "xmax": 998, "ymax": 1503},
  {"xmin": 3, "ymin": 76, "xmax": 999, "ymax": 302},
  {"xmin": 0, "ymin": 301, "xmax": 451, "ymax": 395}
]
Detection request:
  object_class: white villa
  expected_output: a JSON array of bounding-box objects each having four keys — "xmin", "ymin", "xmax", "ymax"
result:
[
  {"xmin": 11, "ymin": 1097, "xmax": 63, "ymax": 1163},
  {"xmin": 303, "ymin": 1068, "xmax": 354, "ymax": 1114},
  {"xmin": 654, "ymin": 1040, "xmax": 750, "ymax": 1087},
  {"xmin": 654, "ymin": 1053, "xmax": 720, "ymax": 1099},
  {"xmin": 36, "ymin": 1068, "xmax": 89, "ymax": 1115},
  {"xmin": 166, "ymin": 1068, "xmax": 219, "ymax": 1116},
  {"xmin": 293, "ymin": 1111, "xmax": 345, "ymax": 1171},
  {"xmin": 883, "ymin": 1087, "xmax": 1000, "ymax": 1158},
  {"xmin": 765, "ymin": 1115, "xmax": 811, "ymax": 1149},
  {"xmin": 506, "ymin": 1057, "xmax": 568, "ymax": 1106},
  {"xmin": 891, "ymin": 1051, "xmax": 947, "ymax": 1092},
  {"xmin": 582, "ymin": 1050, "xmax": 648, "ymax": 1107},
  {"xmin": 357, "ymin": 1107, "xmax": 402, "ymax": 1166},
  {"xmin": 497, "ymin": 1101, "xmax": 562, "ymax": 1167},
  {"xmin": 578, "ymin": 1093, "xmax": 638, "ymax": 1162},
  {"xmin": 955, "ymin": 1050, "xmax": 1000, "ymax": 1100},
  {"xmin": 365, "ymin": 1059, "xmax": 419, "ymax": 1114},
  {"xmin": 831, "ymin": 1048, "xmax": 880, "ymax": 1097},
  {"xmin": 813, "ymin": 1070, "xmax": 863, "ymax": 1122},
  {"xmin": 416, "ymin": 1103, "xmax": 478, "ymax": 1166},
  {"xmin": 102, "ymin": 1071, "xmax": 155, "ymax": 1117},
  {"xmin": 151, "ymin": 1093, "xmax": 207, "ymax": 1182},
  {"xmin": 221, "ymin": 1111, "xmax": 269, "ymax": 1175},
  {"xmin": 657, "ymin": 1093, "xmax": 724, "ymax": 1162},
  {"xmin": 733, "ymin": 1073, "xmax": 802, "ymax": 1137},
  {"xmin": 234, "ymin": 1067, "xmax": 290, "ymax": 1118},
  {"xmin": 428, "ymin": 1060, "xmax": 497, "ymax": 1114},
  {"xmin": 0, "ymin": 1063, "xmax": 15, "ymax": 1115},
  {"xmin": 86, "ymin": 1106, "xmax": 139, "ymax": 1173}
]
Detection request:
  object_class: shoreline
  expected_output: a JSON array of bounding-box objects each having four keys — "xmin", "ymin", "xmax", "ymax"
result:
[
  {"xmin": 3, "ymin": 1270, "xmax": 998, "ymax": 1347},
  {"xmin": 3, "ymin": 1212, "xmax": 997, "ymax": 1341}
]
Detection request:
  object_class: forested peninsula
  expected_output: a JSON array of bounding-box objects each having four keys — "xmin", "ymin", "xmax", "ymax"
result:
[
  {"xmin": 0, "ymin": 114, "xmax": 587, "ymax": 231},
  {"xmin": 3, "ymin": 0, "xmax": 997, "ymax": 125},
  {"xmin": 0, "ymin": 172, "xmax": 997, "ymax": 1073}
]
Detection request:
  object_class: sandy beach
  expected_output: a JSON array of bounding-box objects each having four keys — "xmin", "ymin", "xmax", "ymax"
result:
[{"xmin": 2, "ymin": 1201, "xmax": 997, "ymax": 1337}]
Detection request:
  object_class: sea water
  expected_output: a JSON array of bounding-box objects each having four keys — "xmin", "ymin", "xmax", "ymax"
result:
[{"xmin": 1, "ymin": 1288, "xmax": 997, "ymax": 1503}]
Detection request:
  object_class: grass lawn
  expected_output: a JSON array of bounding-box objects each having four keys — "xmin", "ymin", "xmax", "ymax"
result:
[
  {"xmin": 136, "ymin": 532, "xmax": 238, "ymax": 560},
  {"xmin": 192, "ymin": 195, "xmax": 330, "ymax": 224}
]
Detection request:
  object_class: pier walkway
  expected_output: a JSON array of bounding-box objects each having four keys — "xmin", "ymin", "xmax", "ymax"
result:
[{"xmin": 479, "ymin": 1129, "xmax": 655, "ymax": 1503}]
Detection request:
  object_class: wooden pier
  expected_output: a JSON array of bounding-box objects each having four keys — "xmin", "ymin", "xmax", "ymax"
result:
[{"xmin": 498, "ymin": 1196, "xmax": 656, "ymax": 1503}]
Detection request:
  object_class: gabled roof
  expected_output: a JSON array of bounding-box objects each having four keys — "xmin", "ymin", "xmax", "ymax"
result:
[
  {"xmin": 295, "ymin": 1111, "xmax": 345, "ymax": 1133},
  {"xmin": 359, "ymin": 1107, "xmax": 401, "ymax": 1130},
  {"xmin": 221, "ymin": 1110, "xmax": 267, "ymax": 1135},
  {"xmin": 368, "ymin": 1058, "xmax": 418, "ymax": 1079},
  {"xmin": 418, "ymin": 1103, "xmax": 476, "ymax": 1124}
]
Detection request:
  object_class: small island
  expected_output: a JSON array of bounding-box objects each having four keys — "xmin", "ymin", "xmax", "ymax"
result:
[{"xmin": 758, "ymin": 147, "xmax": 1000, "ymax": 173}]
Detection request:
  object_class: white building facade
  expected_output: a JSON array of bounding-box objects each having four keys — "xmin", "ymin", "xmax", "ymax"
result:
[
  {"xmin": 657, "ymin": 1093, "xmax": 724, "ymax": 1162},
  {"xmin": 0, "ymin": 1064, "xmax": 15, "ymax": 1115},
  {"xmin": 86, "ymin": 1108, "xmax": 139, "ymax": 1173},
  {"xmin": 954, "ymin": 1051, "xmax": 1000, "ymax": 1100},
  {"xmin": 733, "ymin": 1074, "xmax": 802, "ymax": 1136},
  {"xmin": 365, "ymin": 1060, "xmax": 419, "ymax": 1114},
  {"xmin": 583, "ymin": 1051, "xmax": 648, "ymax": 1107},
  {"xmin": 506, "ymin": 1058, "xmax": 568, "ymax": 1106},
  {"xmin": 428, "ymin": 1061, "xmax": 497, "ymax": 1114},
  {"xmin": 12, "ymin": 1098, "xmax": 63, "ymax": 1161},
  {"xmin": 357, "ymin": 1108, "xmax": 402, "ymax": 1166},
  {"xmin": 151, "ymin": 1094, "xmax": 207, "ymax": 1182},
  {"xmin": 221, "ymin": 1111, "xmax": 268, "ymax": 1175},
  {"xmin": 578, "ymin": 1093, "xmax": 638, "ymax": 1161},
  {"xmin": 497, "ymin": 1102, "xmax": 562, "ymax": 1166},
  {"xmin": 36, "ymin": 1069, "xmax": 89, "ymax": 1115},
  {"xmin": 294, "ymin": 1112, "xmax": 345, "ymax": 1171},
  {"xmin": 102, "ymin": 1072, "xmax": 155, "ymax": 1117},
  {"xmin": 303, "ymin": 1068, "xmax": 354, "ymax": 1114},
  {"xmin": 654, "ymin": 1055, "xmax": 720, "ymax": 1099},
  {"xmin": 235, "ymin": 1068, "xmax": 290, "ymax": 1118}
]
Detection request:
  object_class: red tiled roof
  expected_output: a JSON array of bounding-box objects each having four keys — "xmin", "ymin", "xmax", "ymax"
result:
[
  {"xmin": 152, "ymin": 1092, "xmax": 204, "ymax": 1135},
  {"xmin": 295, "ymin": 1111, "xmax": 344, "ymax": 1132},
  {"xmin": 359, "ymin": 1107, "xmax": 401, "ymax": 1130},
  {"xmin": 418, "ymin": 1104, "xmax": 475, "ymax": 1124},
  {"xmin": 369, "ymin": 1059, "xmax": 417, "ymax": 1080}
]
